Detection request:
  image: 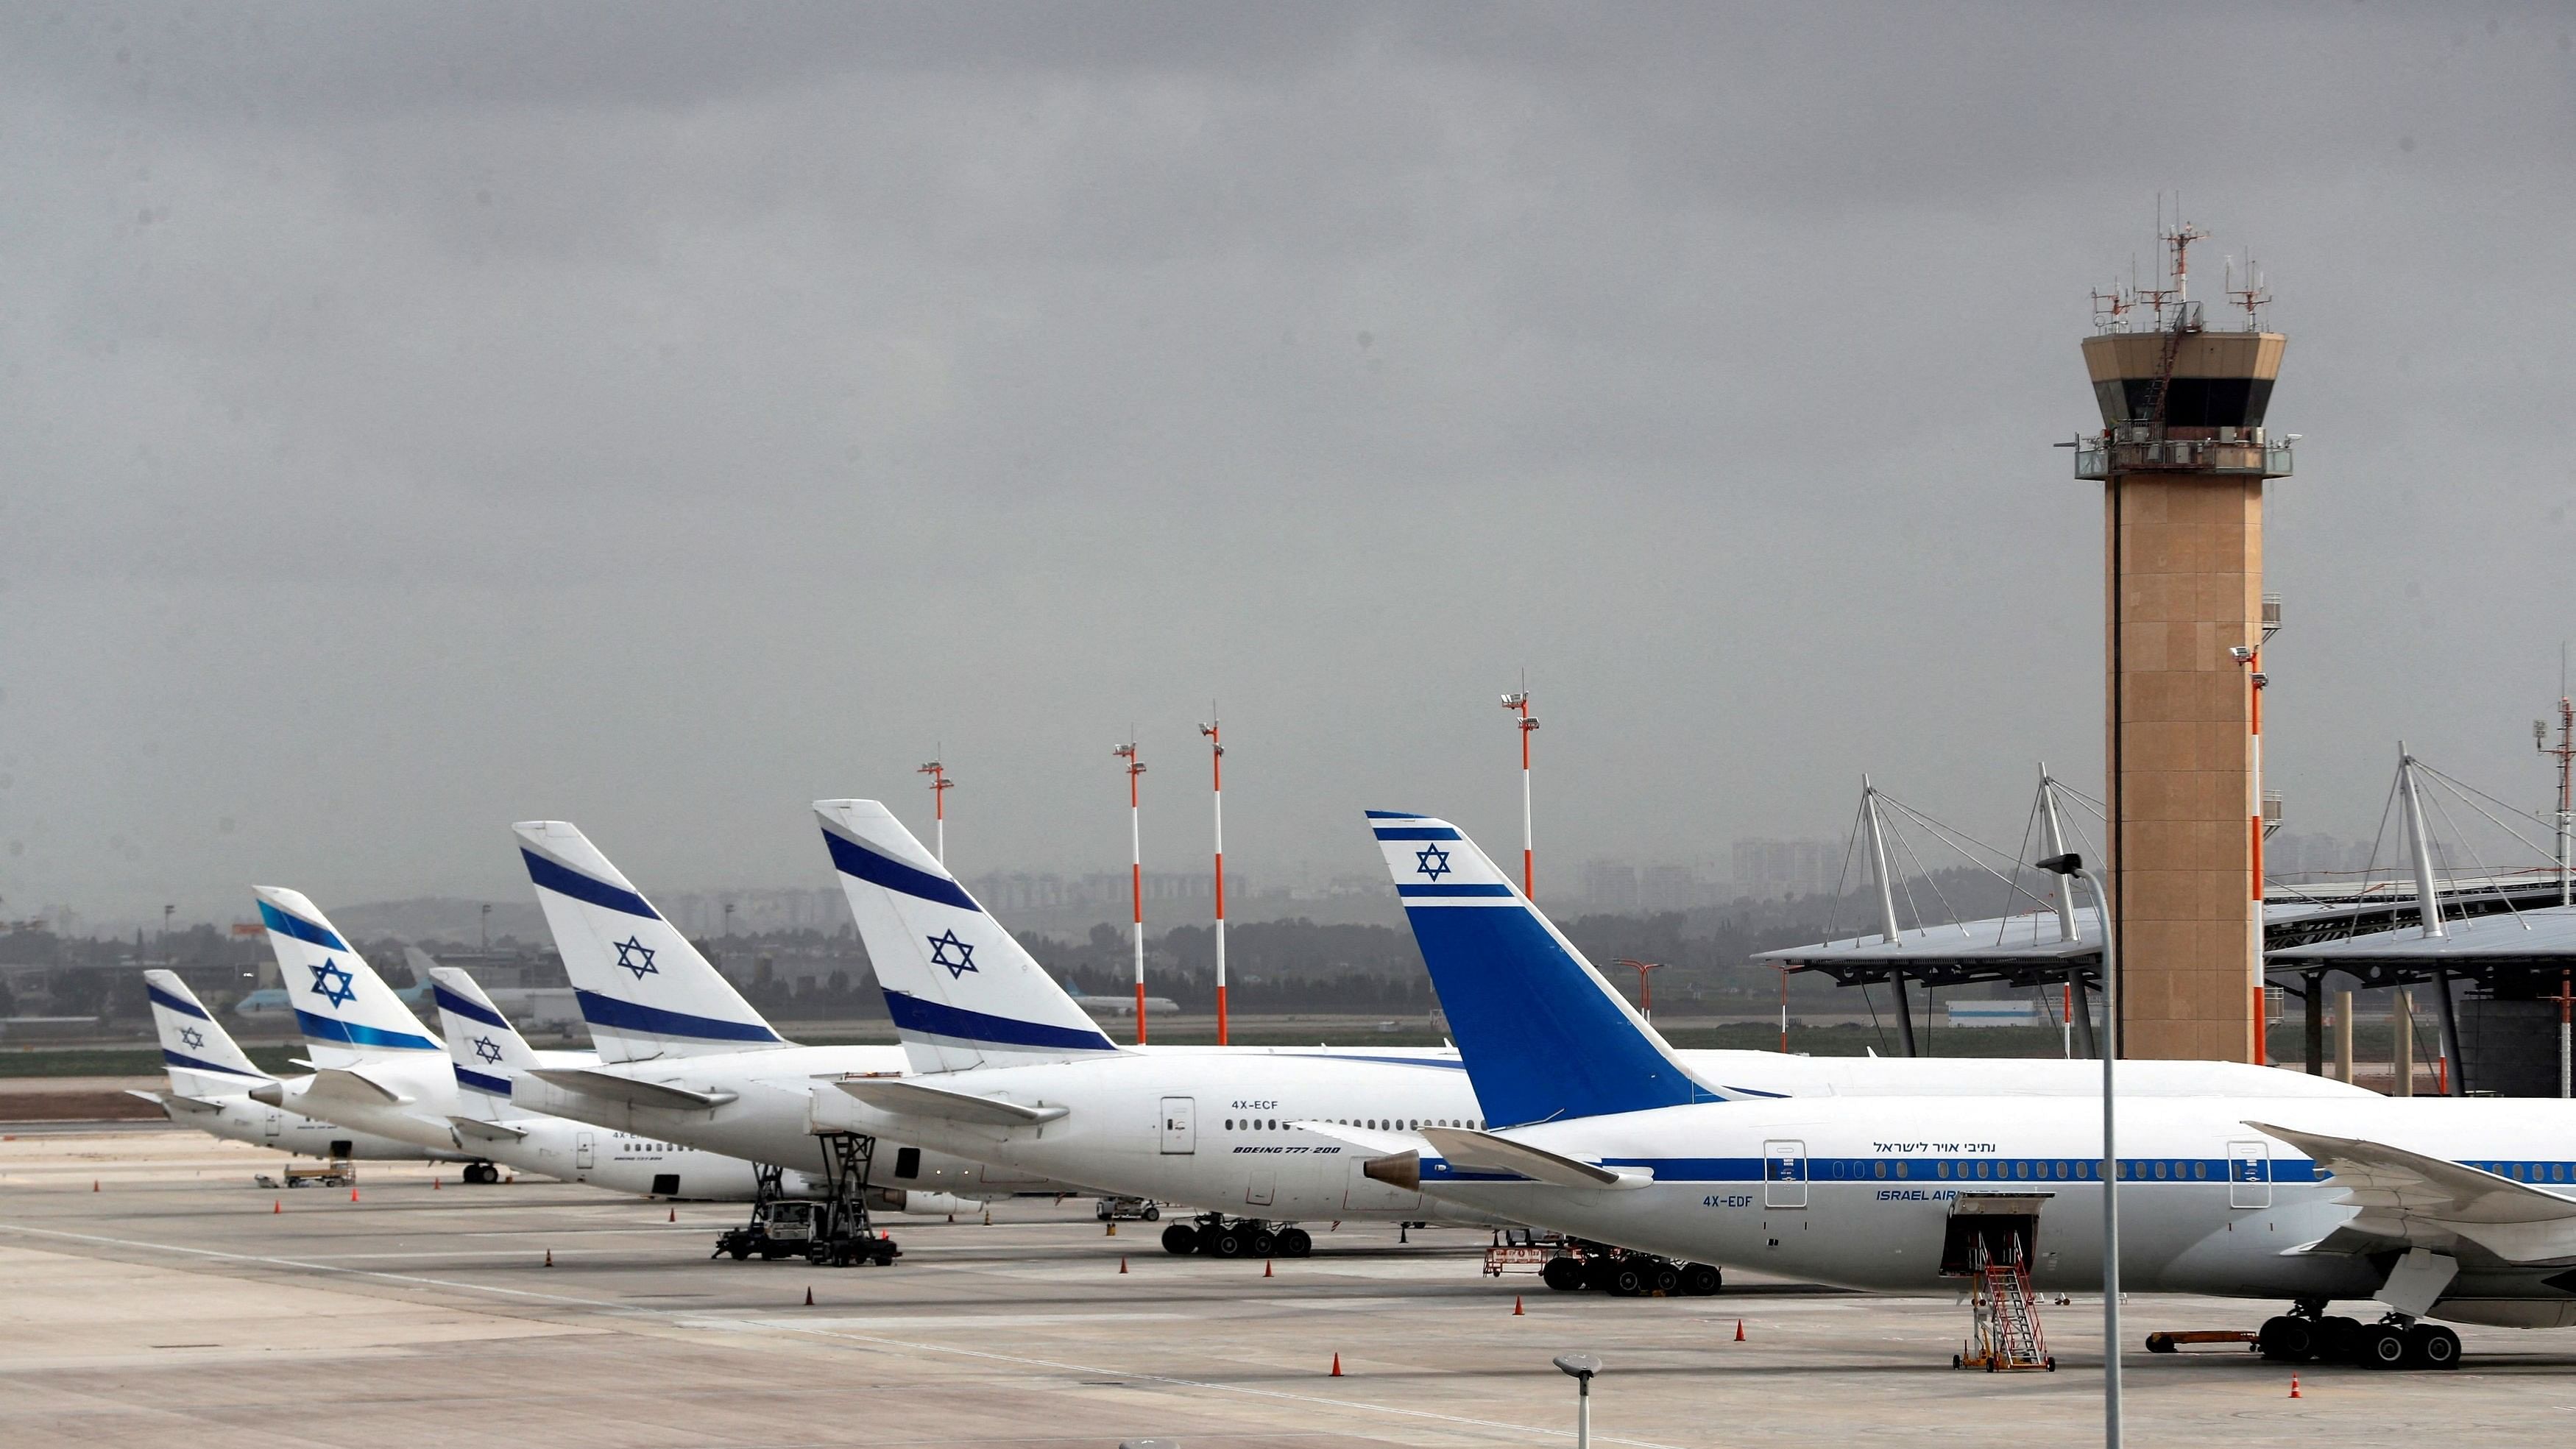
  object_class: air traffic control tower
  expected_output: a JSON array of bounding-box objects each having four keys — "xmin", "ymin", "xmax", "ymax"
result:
[{"xmin": 2074, "ymin": 224, "xmax": 2291, "ymax": 1063}]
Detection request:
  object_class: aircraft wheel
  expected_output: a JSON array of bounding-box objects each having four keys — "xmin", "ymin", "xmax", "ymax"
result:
[
  {"xmin": 1248, "ymin": 1228, "xmax": 1278, "ymax": 1258},
  {"xmin": 1541, "ymin": 1258, "xmax": 1587, "ymax": 1292},
  {"xmin": 1212, "ymin": 1227, "xmax": 1249, "ymax": 1258},
  {"xmin": 1278, "ymin": 1228, "xmax": 1313, "ymax": 1258},
  {"xmin": 1161, "ymin": 1223, "xmax": 1200, "ymax": 1255},
  {"xmin": 729, "ymin": 1244, "xmax": 751, "ymax": 1261},
  {"xmin": 1652, "ymin": 1265, "xmax": 1682, "ymax": 1296},
  {"xmin": 1609, "ymin": 1264, "xmax": 1647, "ymax": 1297},
  {"xmin": 2407, "ymin": 1324, "xmax": 2461, "ymax": 1370},
  {"xmin": 2317, "ymin": 1316, "xmax": 2363, "ymax": 1362},
  {"xmin": 2358, "ymin": 1325, "xmax": 2410, "ymax": 1370},
  {"xmin": 2257, "ymin": 1314, "xmax": 2317, "ymax": 1362},
  {"xmin": 1142, "ymin": 1205, "xmax": 1160, "ymax": 1222},
  {"xmin": 1681, "ymin": 1263, "xmax": 1724, "ymax": 1296}
]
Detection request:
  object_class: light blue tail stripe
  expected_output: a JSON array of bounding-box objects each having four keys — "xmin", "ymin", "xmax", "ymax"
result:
[
  {"xmin": 259, "ymin": 901, "xmax": 348, "ymax": 952},
  {"xmin": 293, "ymin": 1009, "xmax": 439, "ymax": 1052}
]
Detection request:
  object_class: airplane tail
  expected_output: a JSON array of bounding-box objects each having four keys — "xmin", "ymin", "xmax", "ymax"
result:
[
  {"xmin": 514, "ymin": 821, "xmax": 788, "ymax": 1061},
  {"xmin": 429, "ymin": 967, "xmax": 539, "ymax": 1115},
  {"xmin": 815, "ymin": 800, "xmax": 1118, "ymax": 1074},
  {"xmin": 254, "ymin": 888, "xmax": 444, "ymax": 1063},
  {"xmin": 1366, "ymin": 811, "xmax": 1716, "ymax": 1127},
  {"xmin": 144, "ymin": 969, "xmax": 270, "ymax": 1093}
]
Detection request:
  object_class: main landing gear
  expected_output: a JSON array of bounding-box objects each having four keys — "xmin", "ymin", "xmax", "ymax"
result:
[
  {"xmin": 460, "ymin": 1161, "xmax": 501, "ymax": 1185},
  {"xmin": 1160, "ymin": 1214, "xmax": 1313, "ymax": 1258},
  {"xmin": 1536, "ymin": 1239, "xmax": 1723, "ymax": 1297},
  {"xmin": 2253, "ymin": 1299, "xmax": 2460, "ymax": 1370}
]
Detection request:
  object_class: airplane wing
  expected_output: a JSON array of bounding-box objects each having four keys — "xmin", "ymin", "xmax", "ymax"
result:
[
  {"xmin": 1420, "ymin": 1126, "xmax": 1653, "ymax": 1190},
  {"xmin": 447, "ymin": 1116, "xmax": 530, "ymax": 1143},
  {"xmin": 831, "ymin": 1076, "xmax": 1069, "ymax": 1127},
  {"xmin": 2249, "ymin": 1121, "xmax": 2576, "ymax": 1266},
  {"xmin": 308, "ymin": 1065, "xmax": 413, "ymax": 1107},
  {"xmin": 128, "ymin": 1088, "xmax": 223, "ymax": 1113},
  {"xmin": 525, "ymin": 1066, "xmax": 737, "ymax": 1111}
]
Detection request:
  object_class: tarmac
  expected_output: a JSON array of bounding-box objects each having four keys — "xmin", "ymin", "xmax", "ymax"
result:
[{"xmin": 5, "ymin": 1125, "xmax": 2575, "ymax": 1448}]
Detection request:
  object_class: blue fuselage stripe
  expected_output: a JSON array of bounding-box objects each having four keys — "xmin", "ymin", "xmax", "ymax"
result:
[
  {"xmin": 259, "ymin": 901, "xmax": 349, "ymax": 952},
  {"xmin": 882, "ymin": 990, "xmax": 1118, "ymax": 1053},
  {"xmin": 148, "ymin": 985, "xmax": 213, "ymax": 1020},
  {"xmin": 522, "ymin": 849, "xmax": 661, "ymax": 920},
  {"xmin": 822, "ymin": 828, "xmax": 983, "ymax": 913},
  {"xmin": 433, "ymin": 984, "xmax": 510, "ymax": 1030},
  {"xmin": 293, "ymin": 1009, "xmax": 440, "ymax": 1052},
  {"xmin": 1412, "ymin": 1155, "xmax": 2360, "ymax": 1186},
  {"xmin": 574, "ymin": 988, "xmax": 783, "ymax": 1044}
]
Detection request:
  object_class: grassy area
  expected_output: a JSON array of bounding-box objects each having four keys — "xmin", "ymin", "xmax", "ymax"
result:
[{"xmin": 0, "ymin": 1045, "xmax": 311, "ymax": 1078}]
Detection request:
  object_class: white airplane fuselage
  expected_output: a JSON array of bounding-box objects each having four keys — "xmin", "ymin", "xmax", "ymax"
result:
[
  {"xmin": 1407, "ymin": 1094, "xmax": 2576, "ymax": 1327},
  {"xmin": 158, "ymin": 1087, "xmax": 462, "ymax": 1162}
]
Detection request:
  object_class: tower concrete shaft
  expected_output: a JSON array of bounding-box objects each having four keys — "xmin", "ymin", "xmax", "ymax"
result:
[{"xmin": 2076, "ymin": 286, "xmax": 2291, "ymax": 1063}]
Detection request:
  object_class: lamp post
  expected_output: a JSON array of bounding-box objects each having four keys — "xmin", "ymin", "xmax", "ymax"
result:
[
  {"xmin": 1200, "ymin": 714, "xmax": 1227, "ymax": 1045},
  {"xmin": 2038, "ymin": 850, "xmax": 2120, "ymax": 1449},
  {"xmin": 1500, "ymin": 686, "xmax": 1538, "ymax": 899},
  {"xmin": 1114, "ymin": 739, "xmax": 1148, "ymax": 1044},
  {"xmin": 1613, "ymin": 959, "xmax": 1663, "ymax": 1022},
  {"xmin": 919, "ymin": 757, "xmax": 955, "ymax": 865},
  {"xmin": 1551, "ymin": 1353, "xmax": 1601, "ymax": 1449}
]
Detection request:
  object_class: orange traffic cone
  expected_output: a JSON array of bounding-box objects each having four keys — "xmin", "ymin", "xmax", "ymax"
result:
[
  {"xmin": 350, "ymin": 1186, "xmax": 360, "ymax": 1202},
  {"xmin": 1513, "ymin": 1295, "xmax": 1524, "ymax": 1316},
  {"xmin": 1264, "ymin": 1259, "xmax": 1273, "ymax": 1278},
  {"xmin": 433, "ymin": 1177, "xmax": 440, "ymax": 1190},
  {"xmin": 543, "ymin": 1249, "xmax": 553, "ymax": 1267},
  {"xmin": 93, "ymin": 1180, "xmax": 99, "ymax": 1192},
  {"xmin": 272, "ymin": 1199, "xmax": 281, "ymax": 1214},
  {"xmin": 2289, "ymin": 1375, "xmax": 2302, "ymax": 1399},
  {"xmin": 1119, "ymin": 1256, "xmax": 1128, "ymax": 1274},
  {"xmin": 1329, "ymin": 1353, "xmax": 1343, "ymax": 1377},
  {"xmin": 1735, "ymin": 1319, "xmax": 1746, "ymax": 1342},
  {"xmin": 805, "ymin": 1286, "xmax": 815, "ymax": 1306},
  {"xmin": 668, "ymin": 1207, "xmax": 676, "ymax": 1222}
]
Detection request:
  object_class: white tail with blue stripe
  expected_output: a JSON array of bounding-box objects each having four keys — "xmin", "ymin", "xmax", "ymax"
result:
[
  {"xmin": 255, "ymin": 886, "xmax": 444, "ymax": 1066},
  {"xmin": 514, "ymin": 821, "xmax": 788, "ymax": 1063},
  {"xmin": 430, "ymin": 966, "xmax": 539, "ymax": 1110},
  {"xmin": 144, "ymin": 968, "xmax": 269, "ymax": 1094},
  {"xmin": 1367, "ymin": 811, "xmax": 1719, "ymax": 1127},
  {"xmin": 815, "ymin": 799, "xmax": 1119, "ymax": 1074}
]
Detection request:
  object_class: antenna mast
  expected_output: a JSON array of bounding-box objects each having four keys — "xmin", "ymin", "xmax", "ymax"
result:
[
  {"xmin": 1113, "ymin": 737, "xmax": 1148, "ymax": 1044},
  {"xmin": 1499, "ymin": 676, "xmax": 1538, "ymax": 899},
  {"xmin": 1200, "ymin": 709, "xmax": 1228, "ymax": 1045},
  {"xmin": 917, "ymin": 755, "xmax": 955, "ymax": 866}
]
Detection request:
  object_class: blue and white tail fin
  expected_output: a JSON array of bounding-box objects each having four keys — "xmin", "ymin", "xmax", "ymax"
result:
[
  {"xmin": 815, "ymin": 800, "xmax": 1119, "ymax": 1074},
  {"xmin": 255, "ymin": 888, "xmax": 444, "ymax": 1065},
  {"xmin": 144, "ymin": 969, "xmax": 270, "ymax": 1095},
  {"xmin": 429, "ymin": 967, "xmax": 537, "ymax": 1116},
  {"xmin": 1367, "ymin": 812, "xmax": 1717, "ymax": 1127},
  {"xmin": 514, "ymin": 821, "xmax": 788, "ymax": 1062}
]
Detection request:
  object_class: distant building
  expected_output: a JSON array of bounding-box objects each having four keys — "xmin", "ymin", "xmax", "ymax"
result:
[
  {"xmin": 1581, "ymin": 860, "xmax": 1639, "ymax": 913},
  {"xmin": 1731, "ymin": 839, "xmax": 1844, "ymax": 900},
  {"xmin": 1638, "ymin": 864, "xmax": 1702, "ymax": 913}
]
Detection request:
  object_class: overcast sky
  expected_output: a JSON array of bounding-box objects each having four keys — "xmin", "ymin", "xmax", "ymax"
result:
[{"xmin": 4, "ymin": 4, "xmax": 2573, "ymax": 927}]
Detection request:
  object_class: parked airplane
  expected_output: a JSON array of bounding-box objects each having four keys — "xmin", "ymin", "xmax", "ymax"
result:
[
  {"xmin": 1344, "ymin": 810, "xmax": 2576, "ymax": 1369},
  {"xmin": 135, "ymin": 970, "xmax": 454, "ymax": 1163},
  {"xmin": 807, "ymin": 800, "xmax": 2366, "ymax": 1255},
  {"xmin": 244, "ymin": 887, "xmax": 476, "ymax": 1155},
  {"xmin": 503, "ymin": 819, "xmax": 1091, "ymax": 1208},
  {"xmin": 1065, "ymin": 979, "xmax": 1178, "ymax": 1017}
]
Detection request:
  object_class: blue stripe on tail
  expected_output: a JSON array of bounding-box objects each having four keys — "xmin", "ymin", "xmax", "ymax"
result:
[
  {"xmin": 882, "ymin": 991, "xmax": 1117, "ymax": 1053},
  {"xmin": 259, "ymin": 901, "xmax": 348, "ymax": 952},
  {"xmin": 433, "ymin": 983, "xmax": 509, "ymax": 1030},
  {"xmin": 821, "ymin": 827, "xmax": 983, "ymax": 912},
  {"xmin": 573, "ymin": 988, "xmax": 783, "ymax": 1044},
  {"xmin": 148, "ymin": 984, "xmax": 212, "ymax": 1020},
  {"xmin": 521, "ymin": 849, "xmax": 661, "ymax": 921}
]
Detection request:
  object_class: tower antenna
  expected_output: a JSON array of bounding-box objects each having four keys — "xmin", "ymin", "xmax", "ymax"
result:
[
  {"xmin": 1200, "ymin": 707, "xmax": 1228, "ymax": 1045},
  {"xmin": 917, "ymin": 753, "xmax": 955, "ymax": 866},
  {"xmin": 1499, "ymin": 673, "xmax": 1539, "ymax": 899}
]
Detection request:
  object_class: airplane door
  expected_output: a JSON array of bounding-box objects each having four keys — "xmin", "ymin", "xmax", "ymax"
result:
[
  {"xmin": 2228, "ymin": 1138, "xmax": 2271, "ymax": 1209},
  {"xmin": 1245, "ymin": 1169, "xmax": 1275, "ymax": 1207},
  {"xmin": 263, "ymin": 1109, "xmax": 281, "ymax": 1139},
  {"xmin": 1159, "ymin": 1097, "xmax": 1195, "ymax": 1155},
  {"xmin": 576, "ymin": 1131, "xmax": 595, "ymax": 1169},
  {"xmin": 1763, "ymin": 1139, "xmax": 1808, "ymax": 1209}
]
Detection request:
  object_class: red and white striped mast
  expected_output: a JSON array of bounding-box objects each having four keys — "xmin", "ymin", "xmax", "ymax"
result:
[
  {"xmin": 917, "ymin": 756, "xmax": 955, "ymax": 865},
  {"xmin": 1114, "ymin": 737, "xmax": 1148, "ymax": 1044},
  {"xmin": 1200, "ymin": 711, "xmax": 1228, "ymax": 1045},
  {"xmin": 1499, "ymin": 680, "xmax": 1538, "ymax": 898}
]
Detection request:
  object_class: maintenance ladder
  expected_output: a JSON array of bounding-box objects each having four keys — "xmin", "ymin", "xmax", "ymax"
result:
[{"xmin": 1958, "ymin": 1239, "xmax": 2053, "ymax": 1372}]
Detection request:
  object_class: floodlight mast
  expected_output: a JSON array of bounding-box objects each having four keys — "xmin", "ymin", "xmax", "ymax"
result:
[
  {"xmin": 918, "ymin": 757, "xmax": 955, "ymax": 866},
  {"xmin": 1114, "ymin": 739, "xmax": 1148, "ymax": 1044},
  {"xmin": 1200, "ymin": 712, "xmax": 1228, "ymax": 1045},
  {"xmin": 1614, "ymin": 959, "xmax": 1663, "ymax": 1022},
  {"xmin": 1500, "ymin": 682, "xmax": 1538, "ymax": 898},
  {"xmin": 2037, "ymin": 850, "xmax": 2120, "ymax": 1449}
]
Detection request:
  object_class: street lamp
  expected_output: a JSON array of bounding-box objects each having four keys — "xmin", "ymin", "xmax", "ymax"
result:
[
  {"xmin": 1552, "ymin": 1353, "xmax": 1602, "ymax": 1448},
  {"xmin": 2037, "ymin": 850, "xmax": 2120, "ymax": 1449}
]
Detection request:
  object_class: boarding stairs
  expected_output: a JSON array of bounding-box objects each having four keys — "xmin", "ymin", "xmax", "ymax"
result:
[{"xmin": 1958, "ymin": 1239, "xmax": 2053, "ymax": 1372}]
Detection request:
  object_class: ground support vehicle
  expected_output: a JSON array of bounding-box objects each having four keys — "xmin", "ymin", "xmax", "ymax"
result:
[
  {"xmin": 710, "ymin": 1136, "xmax": 902, "ymax": 1267},
  {"xmin": 1094, "ymin": 1196, "xmax": 1161, "ymax": 1222},
  {"xmin": 1159, "ymin": 1212, "xmax": 1313, "ymax": 1258},
  {"xmin": 1526, "ymin": 1236, "xmax": 1723, "ymax": 1297},
  {"xmin": 255, "ymin": 1159, "xmax": 355, "ymax": 1190}
]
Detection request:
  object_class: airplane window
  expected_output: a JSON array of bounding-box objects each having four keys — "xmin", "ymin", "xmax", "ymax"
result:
[
  {"xmin": 2152, "ymin": 1162, "xmax": 2167, "ymax": 1180},
  {"xmin": 1894, "ymin": 1161, "xmax": 1908, "ymax": 1179},
  {"xmin": 1976, "ymin": 1161, "xmax": 1990, "ymax": 1180},
  {"xmin": 2555, "ymin": 1164, "xmax": 2566, "ymax": 1183},
  {"xmin": 2193, "ymin": 1161, "xmax": 2207, "ymax": 1180},
  {"xmin": 2513, "ymin": 1163, "xmax": 2528, "ymax": 1181},
  {"xmin": 2014, "ymin": 1161, "xmax": 2028, "ymax": 1180},
  {"xmin": 1269, "ymin": 1120, "xmax": 1278, "ymax": 1131},
  {"xmin": 1936, "ymin": 1162, "xmax": 1951, "ymax": 1179},
  {"xmin": 1874, "ymin": 1161, "xmax": 1887, "ymax": 1180},
  {"xmin": 1225, "ymin": 1119, "xmax": 1234, "ymax": 1130}
]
